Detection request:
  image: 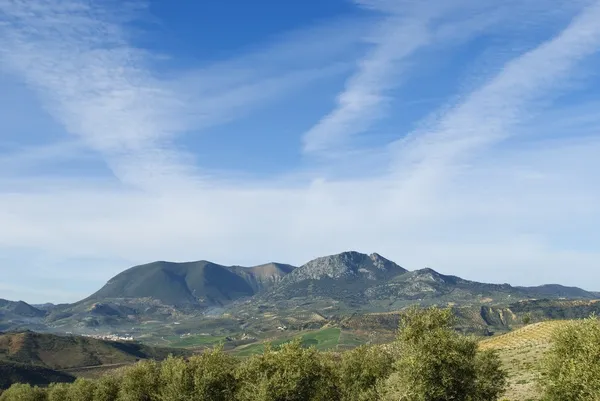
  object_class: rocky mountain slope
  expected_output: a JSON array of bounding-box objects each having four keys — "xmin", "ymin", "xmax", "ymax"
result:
[{"xmin": 1, "ymin": 251, "xmax": 597, "ymax": 334}]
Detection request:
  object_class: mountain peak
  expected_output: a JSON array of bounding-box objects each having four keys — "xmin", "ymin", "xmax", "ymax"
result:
[{"xmin": 283, "ymin": 251, "xmax": 407, "ymax": 283}]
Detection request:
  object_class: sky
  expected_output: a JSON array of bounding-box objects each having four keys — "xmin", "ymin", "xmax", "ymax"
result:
[{"xmin": 0, "ymin": 0, "xmax": 599, "ymax": 304}]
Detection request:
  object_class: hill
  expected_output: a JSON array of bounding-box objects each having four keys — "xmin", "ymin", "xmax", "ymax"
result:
[
  {"xmin": 82, "ymin": 260, "xmax": 296, "ymax": 307},
  {"xmin": 0, "ymin": 360, "xmax": 75, "ymax": 390},
  {"xmin": 0, "ymin": 331, "xmax": 190, "ymax": 370},
  {"xmin": 480, "ymin": 321, "xmax": 569, "ymax": 400},
  {"xmin": 0, "ymin": 300, "xmax": 45, "ymax": 319},
  {"xmin": 2, "ymin": 251, "xmax": 598, "ymax": 336},
  {"xmin": 79, "ymin": 251, "xmax": 596, "ymax": 313}
]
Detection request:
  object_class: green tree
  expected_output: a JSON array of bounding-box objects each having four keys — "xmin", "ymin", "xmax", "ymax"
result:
[
  {"xmin": 157, "ymin": 356, "xmax": 193, "ymax": 401},
  {"xmin": 379, "ymin": 306, "xmax": 506, "ymax": 401},
  {"xmin": 338, "ymin": 345, "xmax": 394, "ymax": 401},
  {"xmin": 66, "ymin": 378, "xmax": 95, "ymax": 401},
  {"xmin": 118, "ymin": 360, "xmax": 160, "ymax": 401},
  {"xmin": 539, "ymin": 316, "xmax": 600, "ymax": 401},
  {"xmin": 235, "ymin": 339, "xmax": 339, "ymax": 401},
  {"xmin": 46, "ymin": 383, "xmax": 69, "ymax": 401},
  {"xmin": 93, "ymin": 374, "xmax": 121, "ymax": 401},
  {"xmin": 0, "ymin": 384, "xmax": 46, "ymax": 401},
  {"xmin": 473, "ymin": 350, "xmax": 507, "ymax": 401},
  {"xmin": 188, "ymin": 346, "xmax": 237, "ymax": 401}
]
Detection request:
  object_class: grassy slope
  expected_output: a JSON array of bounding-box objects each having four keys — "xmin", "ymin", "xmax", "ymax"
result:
[
  {"xmin": 0, "ymin": 331, "xmax": 190, "ymax": 370},
  {"xmin": 479, "ymin": 321, "xmax": 568, "ymax": 401}
]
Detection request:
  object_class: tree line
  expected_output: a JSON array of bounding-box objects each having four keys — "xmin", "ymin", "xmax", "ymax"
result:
[{"xmin": 1, "ymin": 307, "xmax": 599, "ymax": 401}]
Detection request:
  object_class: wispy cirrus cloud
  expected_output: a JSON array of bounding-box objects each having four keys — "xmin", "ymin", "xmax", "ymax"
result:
[
  {"xmin": 1, "ymin": 0, "xmax": 600, "ymax": 303},
  {"xmin": 392, "ymin": 0, "xmax": 600, "ymax": 184},
  {"xmin": 0, "ymin": 0, "xmax": 362, "ymax": 190},
  {"xmin": 302, "ymin": 0, "xmax": 596, "ymax": 156}
]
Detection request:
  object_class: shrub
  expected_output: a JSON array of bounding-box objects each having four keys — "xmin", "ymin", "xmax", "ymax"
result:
[
  {"xmin": 46, "ymin": 383, "xmax": 69, "ymax": 401},
  {"xmin": 379, "ymin": 306, "xmax": 506, "ymax": 401},
  {"xmin": 93, "ymin": 374, "xmax": 121, "ymax": 401},
  {"xmin": 187, "ymin": 346, "xmax": 238, "ymax": 401},
  {"xmin": 0, "ymin": 384, "xmax": 47, "ymax": 401},
  {"xmin": 118, "ymin": 360, "xmax": 160, "ymax": 401},
  {"xmin": 66, "ymin": 378, "xmax": 95, "ymax": 401},
  {"xmin": 235, "ymin": 338, "xmax": 339, "ymax": 401},
  {"xmin": 338, "ymin": 345, "xmax": 394, "ymax": 401},
  {"xmin": 539, "ymin": 316, "xmax": 600, "ymax": 401}
]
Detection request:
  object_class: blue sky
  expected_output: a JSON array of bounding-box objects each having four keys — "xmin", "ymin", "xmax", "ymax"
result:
[{"xmin": 1, "ymin": 0, "xmax": 600, "ymax": 303}]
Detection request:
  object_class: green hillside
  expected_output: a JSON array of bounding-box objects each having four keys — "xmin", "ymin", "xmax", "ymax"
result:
[
  {"xmin": 0, "ymin": 331, "xmax": 190, "ymax": 370},
  {"xmin": 0, "ymin": 361, "xmax": 74, "ymax": 390}
]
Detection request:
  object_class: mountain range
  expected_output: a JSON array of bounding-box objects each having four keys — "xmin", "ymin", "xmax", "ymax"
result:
[
  {"xmin": 1, "ymin": 251, "xmax": 598, "ymax": 334},
  {"xmin": 80, "ymin": 251, "xmax": 597, "ymax": 308}
]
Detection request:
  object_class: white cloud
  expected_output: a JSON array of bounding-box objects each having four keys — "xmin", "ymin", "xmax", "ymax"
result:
[
  {"xmin": 300, "ymin": 0, "xmax": 583, "ymax": 155},
  {"xmin": 0, "ymin": 0, "xmax": 599, "ymax": 303},
  {"xmin": 0, "ymin": 0, "xmax": 362, "ymax": 191}
]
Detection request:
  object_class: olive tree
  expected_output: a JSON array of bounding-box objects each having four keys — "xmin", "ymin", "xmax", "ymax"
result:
[
  {"xmin": 539, "ymin": 316, "xmax": 600, "ymax": 401},
  {"xmin": 379, "ymin": 307, "xmax": 506, "ymax": 401}
]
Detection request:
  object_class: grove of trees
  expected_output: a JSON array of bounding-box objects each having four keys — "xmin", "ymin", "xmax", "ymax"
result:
[{"xmin": 17, "ymin": 306, "xmax": 599, "ymax": 401}]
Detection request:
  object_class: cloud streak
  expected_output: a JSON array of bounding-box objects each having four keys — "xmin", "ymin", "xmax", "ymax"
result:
[{"xmin": 0, "ymin": 0, "xmax": 599, "ymax": 303}]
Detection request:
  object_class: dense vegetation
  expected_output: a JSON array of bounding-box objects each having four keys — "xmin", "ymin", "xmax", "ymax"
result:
[
  {"xmin": 5, "ymin": 309, "xmax": 600, "ymax": 400},
  {"xmin": 0, "ymin": 307, "xmax": 508, "ymax": 401},
  {"xmin": 0, "ymin": 361, "xmax": 74, "ymax": 390},
  {"xmin": 539, "ymin": 316, "xmax": 600, "ymax": 400}
]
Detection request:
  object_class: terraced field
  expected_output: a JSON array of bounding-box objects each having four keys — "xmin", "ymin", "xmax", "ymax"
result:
[{"xmin": 480, "ymin": 321, "xmax": 568, "ymax": 401}]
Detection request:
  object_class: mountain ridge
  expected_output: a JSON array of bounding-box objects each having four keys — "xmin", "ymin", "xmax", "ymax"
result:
[
  {"xmin": 63, "ymin": 251, "xmax": 600, "ymax": 309},
  {"xmin": 2, "ymin": 251, "xmax": 598, "ymax": 335}
]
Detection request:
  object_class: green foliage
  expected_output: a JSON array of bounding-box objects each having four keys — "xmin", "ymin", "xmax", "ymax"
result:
[
  {"xmin": 379, "ymin": 306, "xmax": 506, "ymax": 401},
  {"xmin": 338, "ymin": 345, "xmax": 394, "ymax": 401},
  {"xmin": 187, "ymin": 346, "xmax": 238, "ymax": 401},
  {"xmin": 473, "ymin": 350, "xmax": 508, "ymax": 401},
  {"xmin": 1, "ymin": 307, "xmax": 514, "ymax": 401},
  {"xmin": 539, "ymin": 316, "xmax": 600, "ymax": 401},
  {"xmin": 0, "ymin": 384, "xmax": 46, "ymax": 401},
  {"xmin": 93, "ymin": 375, "xmax": 121, "ymax": 401},
  {"xmin": 46, "ymin": 383, "xmax": 69, "ymax": 401},
  {"xmin": 235, "ymin": 339, "xmax": 339, "ymax": 401},
  {"xmin": 156, "ymin": 346, "xmax": 237, "ymax": 401},
  {"xmin": 117, "ymin": 360, "xmax": 160, "ymax": 401},
  {"xmin": 66, "ymin": 378, "xmax": 96, "ymax": 401}
]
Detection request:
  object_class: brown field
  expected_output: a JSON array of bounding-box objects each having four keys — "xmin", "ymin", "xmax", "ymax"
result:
[{"xmin": 479, "ymin": 321, "xmax": 568, "ymax": 401}]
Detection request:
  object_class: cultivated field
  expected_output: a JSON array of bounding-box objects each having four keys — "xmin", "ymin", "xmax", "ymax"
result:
[{"xmin": 480, "ymin": 321, "xmax": 568, "ymax": 401}]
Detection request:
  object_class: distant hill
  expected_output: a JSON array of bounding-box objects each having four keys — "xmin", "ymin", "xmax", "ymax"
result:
[
  {"xmin": 0, "ymin": 360, "xmax": 74, "ymax": 390},
  {"xmin": 260, "ymin": 252, "xmax": 597, "ymax": 310},
  {"xmin": 2, "ymin": 251, "xmax": 598, "ymax": 335},
  {"xmin": 0, "ymin": 300, "xmax": 45, "ymax": 319},
  {"xmin": 0, "ymin": 331, "xmax": 190, "ymax": 371},
  {"xmin": 70, "ymin": 252, "xmax": 598, "ymax": 312},
  {"xmin": 82, "ymin": 260, "xmax": 296, "ymax": 307}
]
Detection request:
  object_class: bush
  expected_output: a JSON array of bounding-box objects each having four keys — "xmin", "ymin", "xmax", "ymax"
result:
[
  {"xmin": 379, "ymin": 306, "xmax": 506, "ymax": 401},
  {"xmin": 235, "ymin": 338, "xmax": 339, "ymax": 401},
  {"xmin": 338, "ymin": 345, "xmax": 394, "ymax": 401},
  {"xmin": 0, "ymin": 383, "xmax": 47, "ymax": 401},
  {"xmin": 539, "ymin": 316, "xmax": 600, "ymax": 400},
  {"xmin": 46, "ymin": 383, "xmax": 68, "ymax": 401},
  {"xmin": 117, "ymin": 360, "xmax": 160, "ymax": 401},
  {"xmin": 66, "ymin": 378, "xmax": 96, "ymax": 401},
  {"xmin": 0, "ymin": 307, "xmax": 511, "ymax": 401},
  {"xmin": 93, "ymin": 374, "xmax": 121, "ymax": 401},
  {"xmin": 156, "ymin": 346, "xmax": 237, "ymax": 401}
]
